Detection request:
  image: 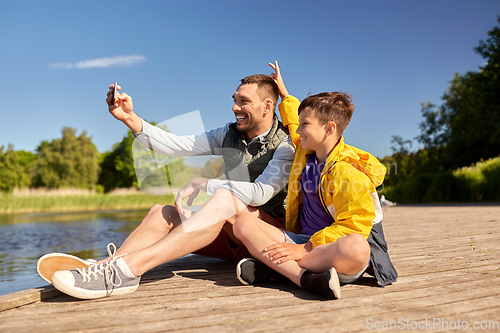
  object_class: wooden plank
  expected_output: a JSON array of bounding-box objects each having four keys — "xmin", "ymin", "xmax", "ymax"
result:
[
  {"xmin": 0, "ymin": 285, "xmax": 60, "ymax": 312},
  {"xmin": 0, "ymin": 205, "xmax": 498, "ymax": 333}
]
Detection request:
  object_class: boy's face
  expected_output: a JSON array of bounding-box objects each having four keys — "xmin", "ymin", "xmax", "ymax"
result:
[{"xmin": 297, "ymin": 108, "xmax": 331, "ymax": 151}]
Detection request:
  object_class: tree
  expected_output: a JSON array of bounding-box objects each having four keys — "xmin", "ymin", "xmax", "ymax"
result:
[
  {"xmin": 0, "ymin": 144, "xmax": 36, "ymax": 192},
  {"xmin": 98, "ymin": 124, "xmax": 194, "ymax": 193},
  {"xmin": 416, "ymin": 17, "xmax": 500, "ymax": 168},
  {"xmin": 415, "ymin": 102, "xmax": 450, "ymax": 150},
  {"xmin": 98, "ymin": 130, "xmax": 137, "ymax": 192},
  {"xmin": 32, "ymin": 127, "xmax": 99, "ymax": 189}
]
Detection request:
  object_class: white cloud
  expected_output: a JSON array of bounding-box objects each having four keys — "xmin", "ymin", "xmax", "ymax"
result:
[{"xmin": 50, "ymin": 55, "xmax": 146, "ymax": 70}]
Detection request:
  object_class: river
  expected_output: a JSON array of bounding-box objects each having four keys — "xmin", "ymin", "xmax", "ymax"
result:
[{"xmin": 0, "ymin": 210, "xmax": 152, "ymax": 296}]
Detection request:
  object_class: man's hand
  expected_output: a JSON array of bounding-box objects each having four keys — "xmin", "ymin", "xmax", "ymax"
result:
[
  {"xmin": 263, "ymin": 241, "xmax": 312, "ymax": 264},
  {"xmin": 106, "ymin": 84, "xmax": 142, "ymax": 133},
  {"xmin": 269, "ymin": 61, "xmax": 289, "ymax": 100},
  {"xmin": 174, "ymin": 177, "xmax": 209, "ymax": 216}
]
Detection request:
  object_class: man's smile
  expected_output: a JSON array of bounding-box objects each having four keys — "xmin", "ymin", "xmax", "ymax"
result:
[{"xmin": 236, "ymin": 114, "xmax": 248, "ymax": 123}]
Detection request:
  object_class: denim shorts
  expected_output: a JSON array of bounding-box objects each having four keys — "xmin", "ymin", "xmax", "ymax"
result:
[
  {"xmin": 281, "ymin": 230, "xmax": 367, "ymax": 285},
  {"xmin": 283, "ymin": 231, "xmax": 312, "ymax": 244}
]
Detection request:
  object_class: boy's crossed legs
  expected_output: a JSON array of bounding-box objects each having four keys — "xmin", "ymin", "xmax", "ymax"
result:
[{"xmin": 233, "ymin": 213, "xmax": 371, "ymax": 299}]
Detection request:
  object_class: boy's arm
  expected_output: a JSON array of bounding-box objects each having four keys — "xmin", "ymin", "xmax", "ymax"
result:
[
  {"xmin": 309, "ymin": 164, "xmax": 381, "ymax": 248},
  {"xmin": 269, "ymin": 61, "xmax": 301, "ymax": 148},
  {"xmin": 269, "ymin": 61, "xmax": 289, "ymax": 100}
]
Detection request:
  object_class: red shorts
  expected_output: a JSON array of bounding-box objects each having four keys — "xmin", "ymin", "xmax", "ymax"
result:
[{"xmin": 193, "ymin": 210, "xmax": 285, "ymax": 263}]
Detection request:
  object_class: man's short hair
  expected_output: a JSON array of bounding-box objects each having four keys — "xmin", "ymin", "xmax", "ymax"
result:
[
  {"xmin": 240, "ymin": 74, "xmax": 279, "ymax": 110},
  {"xmin": 298, "ymin": 92, "xmax": 355, "ymax": 135}
]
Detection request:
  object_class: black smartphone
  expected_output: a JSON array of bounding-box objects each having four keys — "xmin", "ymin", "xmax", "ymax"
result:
[{"xmin": 112, "ymin": 82, "xmax": 118, "ymax": 105}]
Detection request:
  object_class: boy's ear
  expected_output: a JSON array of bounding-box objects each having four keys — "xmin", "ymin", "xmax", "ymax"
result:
[{"xmin": 325, "ymin": 121, "xmax": 337, "ymax": 136}]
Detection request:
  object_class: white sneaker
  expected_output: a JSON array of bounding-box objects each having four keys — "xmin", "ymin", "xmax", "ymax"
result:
[
  {"xmin": 51, "ymin": 243, "xmax": 140, "ymax": 299},
  {"xmin": 37, "ymin": 253, "xmax": 97, "ymax": 283}
]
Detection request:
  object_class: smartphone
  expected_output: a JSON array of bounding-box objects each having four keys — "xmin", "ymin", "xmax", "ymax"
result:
[{"xmin": 112, "ymin": 82, "xmax": 118, "ymax": 105}]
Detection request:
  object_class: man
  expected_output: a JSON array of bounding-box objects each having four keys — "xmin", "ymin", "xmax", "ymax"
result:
[{"xmin": 48, "ymin": 74, "xmax": 295, "ymax": 299}]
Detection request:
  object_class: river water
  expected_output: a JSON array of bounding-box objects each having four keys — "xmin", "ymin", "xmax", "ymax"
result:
[{"xmin": 0, "ymin": 210, "xmax": 152, "ymax": 296}]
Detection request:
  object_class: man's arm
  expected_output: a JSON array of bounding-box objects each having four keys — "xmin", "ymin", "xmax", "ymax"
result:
[
  {"xmin": 106, "ymin": 84, "xmax": 230, "ymax": 156},
  {"xmin": 133, "ymin": 120, "xmax": 229, "ymax": 157},
  {"xmin": 206, "ymin": 135, "xmax": 295, "ymax": 206}
]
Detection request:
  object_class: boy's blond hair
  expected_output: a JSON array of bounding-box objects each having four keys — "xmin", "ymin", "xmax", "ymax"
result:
[{"xmin": 298, "ymin": 92, "xmax": 355, "ymax": 135}]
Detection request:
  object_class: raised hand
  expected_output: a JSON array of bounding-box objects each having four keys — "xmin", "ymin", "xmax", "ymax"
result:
[
  {"xmin": 106, "ymin": 83, "xmax": 142, "ymax": 133},
  {"xmin": 106, "ymin": 83, "xmax": 134, "ymax": 122},
  {"xmin": 269, "ymin": 61, "xmax": 289, "ymax": 100}
]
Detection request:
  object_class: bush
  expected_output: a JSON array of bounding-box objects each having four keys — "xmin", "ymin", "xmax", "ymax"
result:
[
  {"xmin": 426, "ymin": 172, "xmax": 458, "ymax": 203},
  {"xmin": 479, "ymin": 157, "xmax": 500, "ymax": 201},
  {"xmin": 383, "ymin": 155, "xmax": 500, "ymax": 203}
]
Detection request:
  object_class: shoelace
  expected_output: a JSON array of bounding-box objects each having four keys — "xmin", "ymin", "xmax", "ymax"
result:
[{"xmin": 76, "ymin": 243, "xmax": 122, "ymax": 288}]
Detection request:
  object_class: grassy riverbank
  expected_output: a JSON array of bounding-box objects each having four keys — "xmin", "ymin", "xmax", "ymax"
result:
[
  {"xmin": 0, "ymin": 193, "xmax": 173, "ymax": 214},
  {"xmin": 0, "ymin": 189, "xmax": 211, "ymax": 214}
]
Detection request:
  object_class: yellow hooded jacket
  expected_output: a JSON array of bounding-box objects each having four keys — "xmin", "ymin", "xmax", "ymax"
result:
[{"xmin": 279, "ymin": 96, "xmax": 387, "ymax": 248}]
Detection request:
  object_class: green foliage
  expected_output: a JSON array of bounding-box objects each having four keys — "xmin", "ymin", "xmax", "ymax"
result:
[
  {"xmin": 0, "ymin": 145, "xmax": 36, "ymax": 192},
  {"xmin": 389, "ymin": 17, "xmax": 500, "ymax": 175},
  {"xmin": 98, "ymin": 124, "xmax": 196, "ymax": 193},
  {"xmin": 98, "ymin": 130, "xmax": 137, "ymax": 192},
  {"xmin": 382, "ymin": 155, "xmax": 500, "ymax": 203},
  {"xmin": 382, "ymin": 18, "xmax": 500, "ymax": 203},
  {"xmin": 0, "ymin": 122, "xmax": 205, "ymax": 195},
  {"xmin": 32, "ymin": 127, "xmax": 99, "ymax": 189}
]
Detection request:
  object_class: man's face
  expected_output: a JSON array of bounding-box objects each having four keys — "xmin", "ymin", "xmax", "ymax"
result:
[{"xmin": 232, "ymin": 83, "xmax": 267, "ymax": 136}]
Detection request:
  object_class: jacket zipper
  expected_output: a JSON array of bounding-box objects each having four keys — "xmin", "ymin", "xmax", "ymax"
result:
[{"xmin": 318, "ymin": 161, "xmax": 336, "ymax": 222}]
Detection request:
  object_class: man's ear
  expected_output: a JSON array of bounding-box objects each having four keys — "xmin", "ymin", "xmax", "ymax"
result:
[
  {"xmin": 263, "ymin": 98, "xmax": 274, "ymax": 116},
  {"xmin": 325, "ymin": 121, "xmax": 337, "ymax": 136}
]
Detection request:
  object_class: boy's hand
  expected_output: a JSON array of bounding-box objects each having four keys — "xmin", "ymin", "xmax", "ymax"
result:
[
  {"xmin": 263, "ymin": 242, "xmax": 310, "ymax": 264},
  {"xmin": 269, "ymin": 61, "xmax": 289, "ymax": 100}
]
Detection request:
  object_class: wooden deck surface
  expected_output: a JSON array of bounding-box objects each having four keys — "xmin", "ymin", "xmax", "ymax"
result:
[{"xmin": 1, "ymin": 205, "xmax": 499, "ymax": 332}]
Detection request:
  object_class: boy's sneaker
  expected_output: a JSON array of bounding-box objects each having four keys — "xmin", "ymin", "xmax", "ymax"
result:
[
  {"xmin": 51, "ymin": 243, "xmax": 140, "ymax": 299},
  {"xmin": 37, "ymin": 253, "xmax": 97, "ymax": 283},
  {"xmin": 236, "ymin": 258, "xmax": 283, "ymax": 285},
  {"xmin": 300, "ymin": 267, "xmax": 341, "ymax": 299}
]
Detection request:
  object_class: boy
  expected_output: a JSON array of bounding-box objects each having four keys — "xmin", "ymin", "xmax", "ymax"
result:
[{"xmin": 233, "ymin": 62, "xmax": 397, "ymax": 299}]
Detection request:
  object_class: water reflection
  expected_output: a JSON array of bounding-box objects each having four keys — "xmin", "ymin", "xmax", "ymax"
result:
[{"xmin": 0, "ymin": 210, "xmax": 149, "ymax": 296}]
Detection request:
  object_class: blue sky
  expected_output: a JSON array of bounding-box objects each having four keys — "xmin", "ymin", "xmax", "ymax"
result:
[{"xmin": 1, "ymin": 0, "xmax": 499, "ymax": 159}]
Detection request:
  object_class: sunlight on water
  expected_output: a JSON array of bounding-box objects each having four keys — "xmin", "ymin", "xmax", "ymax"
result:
[{"xmin": 0, "ymin": 210, "xmax": 150, "ymax": 296}]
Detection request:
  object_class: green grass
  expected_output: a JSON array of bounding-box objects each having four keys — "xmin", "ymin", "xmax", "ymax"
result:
[
  {"xmin": 0, "ymin": 190, "xmax": 211, "ymax": 215},
  {"xmin": 0, "ymin": 193, "xmax": 175, "ymax": 214}
]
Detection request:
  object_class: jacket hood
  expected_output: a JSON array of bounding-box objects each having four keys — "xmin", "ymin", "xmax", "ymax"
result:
[{"xmin": 327, "ymin": 137, "xmax": 386, "ymax": 187}]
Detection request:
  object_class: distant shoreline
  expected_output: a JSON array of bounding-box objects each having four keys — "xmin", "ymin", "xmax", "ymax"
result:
[{"xmin": 0, "ymin": 190, "xmax": 209, "ymax": 215}]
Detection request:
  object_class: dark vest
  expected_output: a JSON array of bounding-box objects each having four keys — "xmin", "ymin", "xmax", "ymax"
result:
[{"xmin": 221, "ymin": 117, "xmax": 288, "ymax": 217}]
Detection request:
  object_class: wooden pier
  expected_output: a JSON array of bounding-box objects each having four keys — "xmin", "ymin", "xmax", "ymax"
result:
[{"xmin": 1, "ymin": 205, "xmax": 499, "ymax": 332}]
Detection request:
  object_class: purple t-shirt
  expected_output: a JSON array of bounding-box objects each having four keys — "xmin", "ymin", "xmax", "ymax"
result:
[{"xmin": 299, "ymin": 154, "xmax": 333, "ymax": 235}]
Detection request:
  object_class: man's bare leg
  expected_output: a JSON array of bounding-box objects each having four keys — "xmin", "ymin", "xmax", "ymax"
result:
[
  {"xmin": 122, "ymin": 189, "xmax": 257, "ymax": 276},
  {"xmin": 114, "ymin": 204, "xmax": 188, "ymax": 257}
]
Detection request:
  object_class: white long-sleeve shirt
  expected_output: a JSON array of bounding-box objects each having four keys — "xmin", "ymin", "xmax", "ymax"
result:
[{"xmin": 133, "ymin": 118, "xmax": 295, "ymax": 206}]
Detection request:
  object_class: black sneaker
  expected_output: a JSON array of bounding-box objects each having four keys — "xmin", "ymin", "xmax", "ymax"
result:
[
  {"xmin": 236, "ymin": 258, "xmax": 283, "ymax": 285},
  {"xmin": 300, "ymin": 267, "xmax": 341, "ymax": 299}
]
